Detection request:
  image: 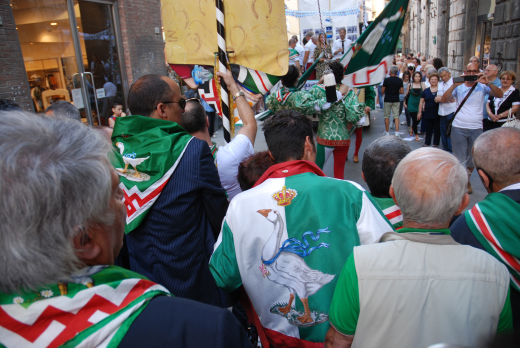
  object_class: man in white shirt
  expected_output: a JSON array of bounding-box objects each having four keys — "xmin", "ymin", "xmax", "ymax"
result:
[
  {"xmin": 288, "ymin": 38, "xmax": 301, "ymax": 70},
  {"xmin": 441, "ymin": 62, "xmax": 503, "ymax": 194},
  {"xmin": 332, "ymin": 28, "xmax": 352, "ymax": 61},
  {"xmin": 303, "ymin": 34, "xmax": 317, "ymax": 79},
  {"xmin": 182, "ymin": 70, "xmax": 256, "ymax": 200},
  {"xmin": 292, "ymin": 35, "xmax": 305, "ymax": 68},
  {"xmin": 437, "ymin": 67, "xmax": 457, "ymax": 152}
]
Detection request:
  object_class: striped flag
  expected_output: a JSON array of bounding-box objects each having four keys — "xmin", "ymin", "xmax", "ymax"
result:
[
  {"xmin": 231, "ymin": 65, "xmax": 280, "ymax": 95},
  {"xmin": 340, "ymin": 0, "xmax": 409, "ymax": 87},
  {"xmin": 465, "ymin": 193, "xmax": 520, "ymax": 291}
]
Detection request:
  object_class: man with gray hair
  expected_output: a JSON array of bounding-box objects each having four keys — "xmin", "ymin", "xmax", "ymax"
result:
[
  {"xmin": 45, "ymin": 100, "xmax": 81, "ymax": 121},
  {"xmin": 325, "ymin": 148, "xmax": 512, "ymax": 348},
  {"xmin": 482, "ymin": 64, "xmax": 501, "ymax": 131},
  {"xmin": 382, "ymin": 65, "xmax": 404, "ymax": 136},
  {"xmin": 0, "ymin": 111, "xmax": 251, "ymax": 348},
  {"xmin": 361, "ymin": 136, "xmax": 411, "ymax": 229},
  {"xmin": 451, "ymin": 127, "xmax": 520, "ymax": 327},
  {"xmin": 437, "ymin": 67, "xmax": 456, "ymax": 152}
]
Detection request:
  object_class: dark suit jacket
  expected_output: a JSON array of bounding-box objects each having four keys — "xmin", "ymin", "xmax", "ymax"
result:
[
  {"xmin": 121, "ymin": 137, "xmax": 229, "ymax": 307},
  {"xmin": 118, "ymin": 296, "xmax": 252, "ymax": 348},
  {"xmin": 451, "ymin": 189, "xmax": 520, "ymax": 327}
]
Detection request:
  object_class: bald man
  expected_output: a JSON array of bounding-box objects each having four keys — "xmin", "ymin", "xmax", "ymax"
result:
[
  {"xmin": 482, "ymin": 64, "xmax": 502, "ymax": 131},
  {"xmin": 441, "ymin": 62, "xmax": 503, "ymax": 194},
  {"xmin": 326, "ymin": 148, "xmax": 512, "ymax": 348},
  {"xmin": 451, "ymin": 127, "xmax": 520, "ymax": 328}
]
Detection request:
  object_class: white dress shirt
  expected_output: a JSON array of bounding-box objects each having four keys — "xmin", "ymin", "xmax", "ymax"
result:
[
  {"xmin": 332, "ymin": 38, "xmax": 352, "ymax": 60},
  {"xmin": 304, "ymin": 41, "xmax": 316, "ymax": 64},
  {"xmin": 295, "ymin": 44, "xmax": 305, "ymax": 66},
  {"xmin": 438, "ymin": 78, "xmax": 457, "ymax": 116}
]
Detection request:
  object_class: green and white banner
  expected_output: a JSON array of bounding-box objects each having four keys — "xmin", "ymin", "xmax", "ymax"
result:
[
  {"xmin": 111, "ymin": 116, "xmax": 192, "ymax": 234},
  {"xmin": 340, "ymin": 0, "xmax": 409, "ymax": 87}
]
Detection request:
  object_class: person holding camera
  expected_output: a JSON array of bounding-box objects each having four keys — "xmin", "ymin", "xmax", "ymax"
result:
[{"xmin": 440, "ymin": 62, "xmax": 503, "ymax": 194}]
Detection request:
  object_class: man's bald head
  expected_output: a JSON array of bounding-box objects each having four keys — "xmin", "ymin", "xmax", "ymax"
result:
[
  {"xmin": 311, "ymin": 35, "xmax": 318, "ymax": 44},
  {"xmin": 473, "ymin": 128, "xmax": 520, "ymax": 190},
  {"xmin": 392, "ymin": 148, "xmax": 468, "ymax": 228},
  {"xmin": 484, "ymin": 64, "xmax": 499, "ymax": 80}
]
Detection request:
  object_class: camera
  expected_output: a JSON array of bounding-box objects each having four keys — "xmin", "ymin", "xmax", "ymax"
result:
[{"xmin": 452, "ymin": 75, "xmax": 478, "ymax": 83}]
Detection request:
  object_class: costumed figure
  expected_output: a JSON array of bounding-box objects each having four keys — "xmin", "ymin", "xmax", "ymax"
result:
[
  {"xmin": 265, "ymin": 65, "xmax": 332, "ymax": 116},
  {"xmin": 313, "ymin": 33, "xmax": 333, "ymax": 80},
  {"xmin": 310, "ymin": 61, "xmax": 364, "ymax": 179}
]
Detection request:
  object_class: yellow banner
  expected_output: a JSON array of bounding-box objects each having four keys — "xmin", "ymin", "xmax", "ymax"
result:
[{"xmin": 161, "ymin": 0, "xmax": 289, "ymax": 76}]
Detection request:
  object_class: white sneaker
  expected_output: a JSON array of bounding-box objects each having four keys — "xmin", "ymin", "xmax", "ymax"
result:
[
  {"xmin": 384, "ymin": 131, "xmax": 390, "ymax": 136},
  {"xmin": 395, "ymin": 132, "xmax": 400, "ymax": 137},
  {"xmin": 400, "ymin": 121, "xmax": 406, "ymax": 125}
]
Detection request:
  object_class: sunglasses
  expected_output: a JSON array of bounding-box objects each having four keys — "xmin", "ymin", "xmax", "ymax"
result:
[{"xmin": 156, "ymin": 98, "xmax": 186, "ymax": 110}]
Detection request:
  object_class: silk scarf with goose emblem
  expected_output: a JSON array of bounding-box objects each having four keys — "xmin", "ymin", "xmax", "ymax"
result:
[
  {"xmin": 210, "ymin": 161, "xmax": 393, "ymax": 347},
  {"xmin": 0, "ymin": 266, "xmax": 170, "ymax": 348},
  {"xmin": 111, "ymin": 116, "xmax": 193, "ymax": 234},
  {"xmin": 465, "ymin": 192, "xmax": 520, "ymax": 291}
]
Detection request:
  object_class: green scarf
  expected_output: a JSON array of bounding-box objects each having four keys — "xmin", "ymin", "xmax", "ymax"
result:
[
  {"xmin": 465, "ymin": 192, "xmax": 520, "ymax": 291},
  {"xmin": 111, "ymin": 116, "xmax": 193, "ymax": 233},
  {"xmin": 0, "ymin": 266, "xmax": 169, "ymax": 348}
]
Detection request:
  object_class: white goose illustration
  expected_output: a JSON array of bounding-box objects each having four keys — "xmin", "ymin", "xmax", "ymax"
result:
[
  {"xmin": 115, "ymin": 142, "xmax": 149, "ymax": 178},
  {"xmin": 258, "ymin": 209, "xmax": 334, "ymax": 324}
]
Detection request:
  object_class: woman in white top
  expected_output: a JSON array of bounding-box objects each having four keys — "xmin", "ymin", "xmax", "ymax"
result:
[{"xmin": 485, "ymin": 71, "xmax": 520, "ymax": 131}]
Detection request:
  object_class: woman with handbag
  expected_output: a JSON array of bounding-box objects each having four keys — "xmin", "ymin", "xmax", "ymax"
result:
[
  {"xmin": 486, "ymin": 71, "xmax": 520, "ymax": 130},
  {"xmin": 404, "ymin": 71, "xmax": 424, "ymax": 141}
]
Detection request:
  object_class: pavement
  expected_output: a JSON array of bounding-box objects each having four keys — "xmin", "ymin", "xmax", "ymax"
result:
[{"xmin": 212, "ymin": 107, "xmax": 487, "ymax": 210}]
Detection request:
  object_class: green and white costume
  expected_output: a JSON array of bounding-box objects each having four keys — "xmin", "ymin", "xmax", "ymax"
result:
[
  {"xmin": 209, "ymin": 161, "xmax": 392, "ymax": 346},
  {"xmin": 265, "ymin": 87, "xmax": 328, "ymax": 116}
]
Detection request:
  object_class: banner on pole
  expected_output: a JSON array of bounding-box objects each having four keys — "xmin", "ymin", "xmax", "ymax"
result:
[{"xmin": 340, "ymin": 0, "xmax": 409, "ymax": 87}]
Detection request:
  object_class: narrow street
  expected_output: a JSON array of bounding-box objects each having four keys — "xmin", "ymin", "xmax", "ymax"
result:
[{"xmin": 214, "ymin": 108, "xmax": 488, "ymax": 208}]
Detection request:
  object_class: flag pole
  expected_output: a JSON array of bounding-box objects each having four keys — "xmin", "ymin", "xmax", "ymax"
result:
[{"xmin": 215, "ymin": 0, "xmax": 231, "ymax": 142}]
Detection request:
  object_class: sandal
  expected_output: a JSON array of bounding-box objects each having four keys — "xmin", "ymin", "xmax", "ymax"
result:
[{"xmin": 415, "ymin": 135, "xmax": 420, "ymax": 141}]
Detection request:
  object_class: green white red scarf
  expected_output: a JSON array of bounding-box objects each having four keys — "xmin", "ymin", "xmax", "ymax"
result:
[
  {"xmin": 111, "ymin": 116, "xmax": 193, "ymax": 234},
  {"xmin": 465, "ymin": 192, "xmax": 520, "ymax": 291},
  {"xmin": 0, "ymin": 266, "xmax": 169, "ymax": 348}
]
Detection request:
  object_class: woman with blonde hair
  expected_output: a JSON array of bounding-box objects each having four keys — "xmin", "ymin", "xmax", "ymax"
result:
[
  {"xmin": 313, "ymin": 33, "xmax": 333, "ymax": 80},
  {"xmin": 485, "ymin": 71, "xmax": 520, "ymax": 131}
]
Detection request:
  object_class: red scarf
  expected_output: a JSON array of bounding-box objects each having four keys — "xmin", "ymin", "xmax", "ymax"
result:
[{"xmin": 253, "ymin": 160, "xmax": 326, "ymax": 188}]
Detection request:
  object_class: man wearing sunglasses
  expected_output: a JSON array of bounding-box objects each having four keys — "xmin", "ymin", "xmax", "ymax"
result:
[
  {"xmin": 114, "ymin": 74, "xmax": 230, "ymax": 308},
  {"xmin": 451, "ymin": 128, "xmax": 520, "ymax": 328},
  {"xmin": 441, "ymin": 62, "xmax": 503, "ymax": 194}
]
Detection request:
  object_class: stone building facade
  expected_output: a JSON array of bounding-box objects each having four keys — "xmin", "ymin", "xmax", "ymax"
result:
[{"xmin": 404, "ymin": 0, "xmax": 519, "ymax": 87}]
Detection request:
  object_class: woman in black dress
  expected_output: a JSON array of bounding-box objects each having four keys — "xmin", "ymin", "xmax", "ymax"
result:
[
  {"xmin": 486, "ymin": 71, "xmax": 520, "ymax": 131},
  {"xmin": 418, "ymin": 73, "xmax": 441, "ymax": 147}
]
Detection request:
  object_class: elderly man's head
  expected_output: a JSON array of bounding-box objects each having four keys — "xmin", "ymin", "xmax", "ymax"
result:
[
  {"xmin": 45, "ymin": 101, "xmax": 81, "ymax": 122},
  {"xmin": 128, "ymin": 75, "xmax": 184, "ymax": 124},
  {"xmin": 263, "ymin": 109, "xmax": 316, "ymax": 164},
  {"xmin": 469, "ymin": 56, "xmax": 480, "ymax": 66},
  {"xmin": 484, "ymin": 64, "xmax": 499, "ymax": 80},
  {"xmin": 305, "ymin": 31, "xmax": 314, "ymax": 39},
  {"xmin": 362, "ymin": 136, "xmax": 412, "ymax": 198},
  {"xmin": 389, "ymin": 65, "xmax": 399, "ymax": 76},
  {"xmin": 311, "ymin": 35, "xmax": 318, "ymax": 44},
  {"xmin": 0, "ymin": 111, "xmax": 126, "ymax": 293},
  {"xmin": 438, "ymin": 67, "xmax": 451, "ymax": 82},
  {"xmin": 391, "ymin": 148, "xmax": 469, "ymax": 228},
  {"xmin": 473, "ymin": 128, "xmax": 520, "ymax": 193}
]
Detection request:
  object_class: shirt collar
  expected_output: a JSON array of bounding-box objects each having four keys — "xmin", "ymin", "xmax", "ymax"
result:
[
  {"xmin": 499, "ymin": 182, "xmax": 520, "ymax": 192},
  {"xmin": 398, "ymin": 227, "xmax": 451, "ymax": 235},
  {"xmin": 253, "ymin": 160, "xmax": 326, "ymax": 188}
]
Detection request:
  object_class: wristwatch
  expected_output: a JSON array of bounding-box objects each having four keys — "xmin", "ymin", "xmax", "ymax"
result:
[{"xmin": 233, "ymin": 91, "xmax": 245, "ymax": 102}]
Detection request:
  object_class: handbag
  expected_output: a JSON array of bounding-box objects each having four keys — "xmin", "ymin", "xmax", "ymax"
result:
[
  {"xmin": 446, "ymin": 83, "xmax": 478, "ymax": 137},
  {"xmin": 501, "ymin": 108, "xmax": 520, "ymax": 128}
]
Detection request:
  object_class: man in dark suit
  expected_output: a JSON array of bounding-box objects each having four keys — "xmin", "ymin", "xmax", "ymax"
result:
[
  {"xmin": 119, "ymin": 74, "xmax": 230, "ymax": 307},
  {"xmin": 451, "ymin": 127, "xmax": 520, "ymax": 327}
]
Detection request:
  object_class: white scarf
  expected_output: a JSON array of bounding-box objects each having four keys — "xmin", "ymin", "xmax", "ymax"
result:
[{"xmin": 494, "ymin": 85, "xmax": 515, "ymax": 114}]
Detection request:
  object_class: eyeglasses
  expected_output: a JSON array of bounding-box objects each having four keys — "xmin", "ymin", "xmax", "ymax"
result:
[{"xmin": 156, "ymin": 98, "xmax": 186, "ymax": 110}]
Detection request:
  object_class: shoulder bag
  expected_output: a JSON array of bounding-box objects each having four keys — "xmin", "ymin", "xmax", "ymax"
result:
[{"xmin": 446, "ymin": 83, "xmax": 478, "ymax": 137}]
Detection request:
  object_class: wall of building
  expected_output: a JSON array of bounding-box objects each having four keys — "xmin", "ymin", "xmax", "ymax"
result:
[
  {"xmin": 0, "ymin": 0, "xmax": 33, "ymax": 110},
  {"xmin": 117, "ymin": 0, "xmax": 166, "ymax": 86},
  {"xmin": 490, "ymin": 0, "xmax": 520, "ymax": 88}
]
